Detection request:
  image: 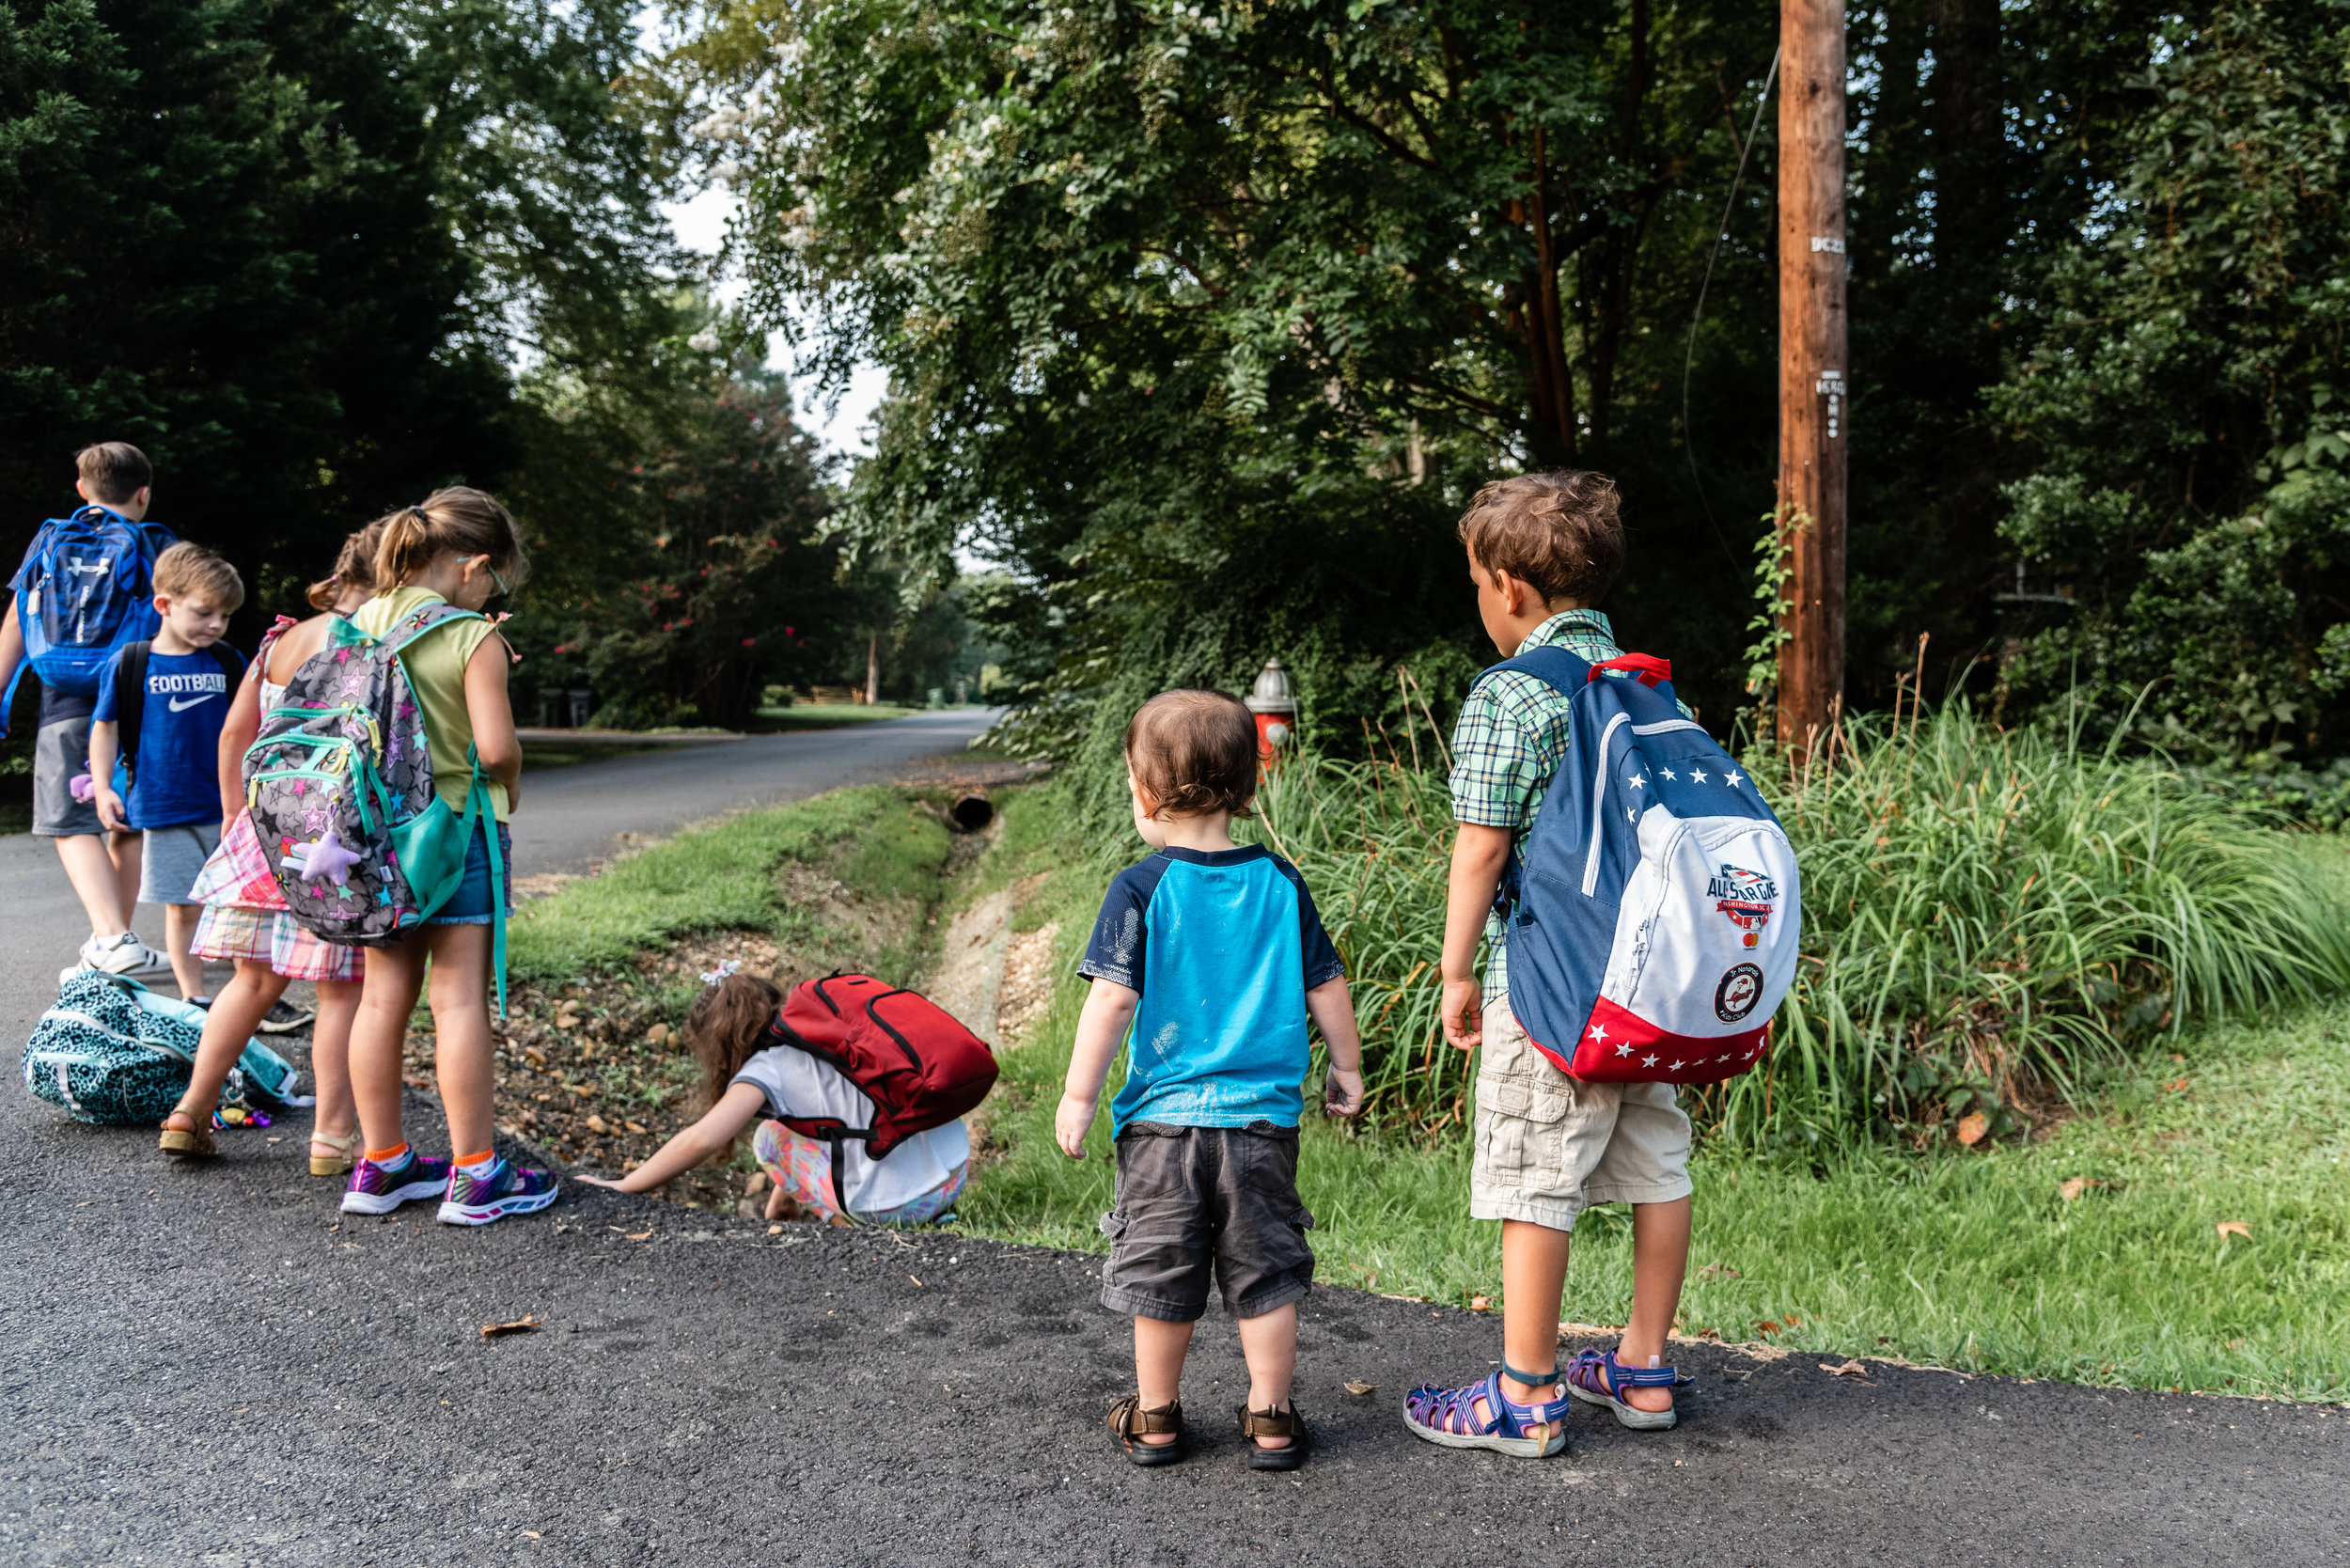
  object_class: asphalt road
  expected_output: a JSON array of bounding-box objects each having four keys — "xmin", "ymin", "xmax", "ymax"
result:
[{"xmin": 4, "ymin": 712, "xmax": 2345, "ymax": 1564}]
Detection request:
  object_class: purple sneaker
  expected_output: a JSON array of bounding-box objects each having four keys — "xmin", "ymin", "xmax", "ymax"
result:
[
  {"xmin": 436, "ymin": 1156, "xmax": 558, "ymax": 1226},
  {"xmin": 340, "ymin": 1152, "xmax": 453, "ymax": 1215}
]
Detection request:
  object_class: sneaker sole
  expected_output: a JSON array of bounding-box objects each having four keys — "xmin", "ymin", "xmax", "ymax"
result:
[
  {"xmin": 1400, "ymin": 1404, "xmax": 1565, "ymax": 1458},
  {"xmin": 435, "ymin": 1185, "xmax": 559, "ymax": 1226},
  {"xmin": 255, "ymin": 1015, "xmax": 315, "ymax": 1035},
  {"xmin": 339, "ymin": 1177, "xmax": 449, "ymax": 1215},
  {"xmin": 1563, "ymin": 1383, "xmax": 1677, "ymax": 1430}
]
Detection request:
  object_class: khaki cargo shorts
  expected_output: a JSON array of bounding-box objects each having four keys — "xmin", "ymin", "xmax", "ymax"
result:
[{"xmin": 1469, "ymin": 996, "xmax": 1693, "ymax": 1231}]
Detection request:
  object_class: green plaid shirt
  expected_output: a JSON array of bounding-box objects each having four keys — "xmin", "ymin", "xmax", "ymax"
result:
[{"xmin": 1448, "ymin": 609, "xmax": 1639, "ymax": 1003}]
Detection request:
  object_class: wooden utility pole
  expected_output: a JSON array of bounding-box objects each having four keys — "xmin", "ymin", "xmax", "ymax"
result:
[{"xmin": 1776, "ymin": 0, "xmax": 1847, "ymax": 756}]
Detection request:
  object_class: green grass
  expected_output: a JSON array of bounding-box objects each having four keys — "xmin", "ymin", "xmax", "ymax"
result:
[
  {"xmin": 506, "ymin": 785, "xmax": 950, "ymax": 980},
  {"xmin": 751, "ymin": 702, "xmax": 918, "ymax": 731},
  {"xmin": 955, "ymin": 784, "xmax": 2350, "ymax": 1402}
]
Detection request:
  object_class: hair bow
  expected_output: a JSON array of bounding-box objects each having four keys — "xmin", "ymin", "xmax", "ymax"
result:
[{"xmin": 699, "ymin": 959, "xmax": 744, "ymax": 987}]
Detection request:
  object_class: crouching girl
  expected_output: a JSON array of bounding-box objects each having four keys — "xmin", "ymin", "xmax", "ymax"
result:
[{"xmin": 580, "ymin": 967, "xmax": 970, "ymax": 1226}]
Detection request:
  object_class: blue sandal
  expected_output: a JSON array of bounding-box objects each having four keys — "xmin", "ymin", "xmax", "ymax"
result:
[
  {"xmin": 1402, "ymin": 1367, "xmax": 1572, "ymax": 1458},
  {"xmin": 1563, "ymin": 1347, "xmax": 1688, "ymax": 1430}
]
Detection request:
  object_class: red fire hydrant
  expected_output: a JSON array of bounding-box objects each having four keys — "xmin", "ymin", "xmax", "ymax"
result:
[{"xmin": 1245, "ymin": 657, "xmax": 1297, "ymax": 768}]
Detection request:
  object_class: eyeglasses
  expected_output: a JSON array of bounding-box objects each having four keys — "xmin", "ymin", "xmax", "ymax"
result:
[{"xmin": 487, "ymin": 563, "xmax": 509, "ymax": 599}]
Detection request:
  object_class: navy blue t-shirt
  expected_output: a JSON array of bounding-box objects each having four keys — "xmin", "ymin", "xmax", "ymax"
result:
[
  {"xmin": 1077, "ymin": 843, "xmax": 1345, "ymax": 1137},
  {"xmin": 93, "ymin": 645, "xmax": 245, "ymax": 827}
]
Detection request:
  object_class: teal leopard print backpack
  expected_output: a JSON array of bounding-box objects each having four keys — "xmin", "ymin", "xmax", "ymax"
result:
[{"xmin": 22, "ymin": 973, "xmax": 303, "ymax": 1126}]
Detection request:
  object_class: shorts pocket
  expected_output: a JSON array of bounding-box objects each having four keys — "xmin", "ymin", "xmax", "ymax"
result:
[
  {"xmin": 1475, "ymin": 1072, "xmax": 1575, "ymax": 1197},
  {"xmin": 1099, "ymin": 1209, "xmax": 1129, "ymax": 1241},
  {"xmin": 1478, "ymin": 1072, "xmax": 1573, "ymax": 1125}
]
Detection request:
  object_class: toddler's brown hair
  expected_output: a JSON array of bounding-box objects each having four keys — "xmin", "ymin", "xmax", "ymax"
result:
[
  {"xmin": 1457, "ymin": 469, "xmax": 1624, "ymax": 606},
  {"xmin": 1124, "ymin": 688, "xmax": 1259, "ymax": 820},
  {"xmin": 151, "ymin": 542, "xmax": 245, "ymax": 612}
]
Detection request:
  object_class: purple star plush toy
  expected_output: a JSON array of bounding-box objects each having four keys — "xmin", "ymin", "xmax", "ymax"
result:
[{"xmin": 286, "ymin": 828, "xmax": 365, "ymax": 887}]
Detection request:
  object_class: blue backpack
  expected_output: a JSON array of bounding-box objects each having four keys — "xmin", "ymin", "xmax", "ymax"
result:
[
  {"xmin": 1489, "ymin": 646, "xmax": 1802, "ymax": 1084},
  {"xmin": 23, "ymin": 972, "xmax": 306, "ymax": 1126},
  {"xmin": 3, "ymin": 506, "xmax": 178, "ymax": 724}
]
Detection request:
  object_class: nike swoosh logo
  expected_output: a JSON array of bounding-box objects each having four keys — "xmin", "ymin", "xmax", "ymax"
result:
[{"xmin": 167, "ymin": 694, "xmax": 217, "ymax": 713}]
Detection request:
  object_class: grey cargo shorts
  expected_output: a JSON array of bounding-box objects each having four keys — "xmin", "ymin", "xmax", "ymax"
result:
[{"xmin": 1099, "ymin": 1120, "xmax": 1316, "ymax": 1323}]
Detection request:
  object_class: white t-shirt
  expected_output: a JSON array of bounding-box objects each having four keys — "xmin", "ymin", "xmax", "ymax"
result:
[{"xmin": 730, "ymin": 1044, "xmax": 970, "ymax": 1214}]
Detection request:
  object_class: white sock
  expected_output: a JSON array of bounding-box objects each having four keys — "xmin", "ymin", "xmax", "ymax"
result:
[{"xmin": 457, "ymin": 1157, "xmax": 498, "ymax": 1179}]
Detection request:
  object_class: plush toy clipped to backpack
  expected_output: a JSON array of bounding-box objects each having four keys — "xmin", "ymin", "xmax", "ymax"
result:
[
  {"xmin": 766, "ymin": 973, "xmax": 999, "ymax": 1201},
  {"xmin": 1490, "ymin": 648, "xmax": 1802, "ymax": 1085}
]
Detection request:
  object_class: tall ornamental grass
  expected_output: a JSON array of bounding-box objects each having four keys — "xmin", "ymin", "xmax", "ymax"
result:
[{"xmin": 1247, "ymin": 703, "xmax": 2350, "ymax": 1147}]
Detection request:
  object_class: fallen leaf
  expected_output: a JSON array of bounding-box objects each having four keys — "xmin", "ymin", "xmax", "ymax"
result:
[
  {"xmin": 1955, "ymin": 1111, "xmax": 1989, "ymax": 1146},
  {"xmin": 480, "ymin": 1315, "xmax": 540, "ymax": 1340},
  {"xmin": 1755, "ymin": 1319, "xmax": 1782, "ymax": 1336},
  {"xmin": 1376, "ymin": 1292, "xmax": 1431, "ymax": 1303},
  {"xmin": 1785, "ymin": 1312, "xmax": 1802, "ymax": 1327},
  {"xmin": 2165, "ymin": 1077, "xmax": 2189, "ymax": 1093},
  {"xmin": 2059, "ymin": 1177, "xmax": 2100, "ymax": 1201},
  {"xmin": 2216, "ymin": 1220, "xmax": 2251, "ymax": 1240},
  {"xmin": 585, "ymin": 1115, "xmax": 607, "ymax": 1134},
  {"xmin": 1469, "ymin": 1294, "xmax": 1493, "ymax": 1312},
  {"xmin": 1820, "ymin": 1358, "xmax": 1869, "ymax": 1377},
  {"xmin": 1343, "ymin": 1381, "xmax": 1376, "ymax": 1396},
  {"xmin": 625, "ymin": 1231, "xmax": 651, "ymax": 1242}
]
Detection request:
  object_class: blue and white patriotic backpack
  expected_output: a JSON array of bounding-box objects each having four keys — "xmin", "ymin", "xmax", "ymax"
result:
[
  {"xmin": 1491, "ymin": 647, "xmax": 1801, "ymax": 1084},
  {"xmin": 0, "ymin": 506, "xmax": 178, "ymax": 725}
]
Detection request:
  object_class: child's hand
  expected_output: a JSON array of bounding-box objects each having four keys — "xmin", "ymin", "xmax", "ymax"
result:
[
  {"xmin": 93, "ymin": 784, "xmax": 128, "ymax": 834},
  {"xmin": 1054, "ymin": 1090, "xmax": 1099, "ymax": 1158},
  {"xmin": 1324, "ymin": 1066, "xmax": 1366, "ymax": 1119},
  {"xmin": 574, "ymin": 1174, "xmax": 625, "ymax": 1191},
  {"xmin": 1440, "ymin": 976, "xmax": 1484, "ymax": 1052}
]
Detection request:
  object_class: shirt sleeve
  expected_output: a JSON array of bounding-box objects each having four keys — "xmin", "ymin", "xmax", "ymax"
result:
[
  {"xmin": 1286, "ymin": 865, "xmax": 1345, "ymax": 988},
  {"xmin": 1076, "ymin": 865, "xmax": 1152, "ymax": 992},
  {"xmin": 92, "ymin": 652, "xmax": 122, "ymax": 724},
  {"xmin": 1449, "ymin": 674, "xmax": 1546, "ymax": 829}
]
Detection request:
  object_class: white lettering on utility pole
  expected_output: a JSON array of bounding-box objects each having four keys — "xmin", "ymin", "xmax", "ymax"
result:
[
  {"xmin": 1815, "ymin": 369, "xmax": 1844, "ymax": 440},
  {"xmin": 1810, "ymin": 236, "xmax": 1844, "ymax": 254}
]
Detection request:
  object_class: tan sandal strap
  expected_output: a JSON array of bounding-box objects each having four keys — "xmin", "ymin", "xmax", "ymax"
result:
[
  {"xmin": 1109, "ymin": 1395, "xmax": 1183, "ymax": 1438},
  {"xmin": 310, "ymin": 1128, "xmax": 359, "ymax": 1154},
  {"xmin": 1240, "ymin": 1403, "xmax": 1305, "ymax": 1438}
]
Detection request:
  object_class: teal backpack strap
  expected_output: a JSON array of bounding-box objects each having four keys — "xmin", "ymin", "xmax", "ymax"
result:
[{"xmin": 463, "ymin": 742, "xmax": 508, "ymax": 1017}]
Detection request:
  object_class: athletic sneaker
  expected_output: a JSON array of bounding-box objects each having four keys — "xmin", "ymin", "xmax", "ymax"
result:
[
  {"xmin": 255, "ymin": 1000, "xmax": 315, "ymax": 1034},
  {"xmin": 437, "ymin": 1157, "xmax": 559, "ymax": 1226},
  {"xmin": 71, "ymin": 931, "xmax": 173, "ymax": 981},
  {"xmin": 340, "ymin": 1152, "xmax": 455, "ymax": 1215}
]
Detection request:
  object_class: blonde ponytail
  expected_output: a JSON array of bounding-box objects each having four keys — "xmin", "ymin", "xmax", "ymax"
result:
[{"xmin": 371, "ymin": 486, "xmax": 527, "ymax": 591}]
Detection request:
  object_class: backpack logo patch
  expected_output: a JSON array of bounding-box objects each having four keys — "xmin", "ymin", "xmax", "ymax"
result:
[
  {"xmin": 1708, "ymin": 862, "xmax": 1779, "ymax": 947},
  {"xmin": 1714, "ymin": 963, "xmax": 1765, "ymax": 1023}
]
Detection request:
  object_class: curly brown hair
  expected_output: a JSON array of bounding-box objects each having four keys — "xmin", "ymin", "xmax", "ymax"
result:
[
  {"xmin": 1457, "ymin": 469, "xmax": 1624, "ymax": 606},
  {"xmin": 685, "ymin": 970, "xmax": 785, "ymax": 1118},
  {"xmin": 306, "ymin": 518, "xmax": 389, "ymax": 612},
  {"xmin": 1124, "ymin": 688, "xmax": 1260, "ymax": 820}
]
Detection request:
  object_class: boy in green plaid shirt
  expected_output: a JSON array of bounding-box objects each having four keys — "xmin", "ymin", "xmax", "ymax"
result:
[{"xmin": 1403, "ymin": 472, "xmax": 1698, "ymax": 1459}]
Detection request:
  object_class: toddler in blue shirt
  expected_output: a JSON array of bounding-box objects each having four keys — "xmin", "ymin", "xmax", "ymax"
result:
[{"xmin": 1058, "ymin": 688, "xmax": 1365, "ymax": 1471}]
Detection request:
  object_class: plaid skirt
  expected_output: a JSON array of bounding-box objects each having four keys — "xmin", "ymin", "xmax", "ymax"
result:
[{"xmin": 191, "ymin": 903, "xmax": 364, "ymax": 983}]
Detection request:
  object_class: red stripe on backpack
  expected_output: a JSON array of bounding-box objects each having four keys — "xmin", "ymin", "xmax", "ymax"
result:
[{"xmin": 768, "ymin": 975, "xmax": 998, "ymax": 1196}]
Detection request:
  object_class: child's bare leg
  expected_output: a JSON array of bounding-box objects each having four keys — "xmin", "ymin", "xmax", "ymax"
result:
[
  {"xmin": 162, "ymin": 959, "xmax": 287, "ymax": 1134},
  {"xmin": 309, "ymin": 977, "xmax": 362, "ymax": 1153},
  {"xmin": 1133, "ymin": 1317, "xmax": 1195, "ymax": 1446},
  {"xmin": 424, "ymin": 923, "xmax": 495, "ymax": 1157},
  {"xmin": 53, "ymin": 834, "xmax": 132, "ymax": 938},
  {"xmin": 108, "ymin": 829, "xmax": 141, "ymax": 925},
  {"xmin": 1498, "ymin": 1217, "xmax": 1572, "ymax": 1409},
  {"xmin": 1615, "ymin": 1196, "xmax": 1692, "ymax": 1413},
  {"xmin": 351, "ymin": 934, "xmax": 428, "ymax": 1153},
  {"xmin": 1234, "ymin": 1301, "xmax": 1299, "ymax": 1449},
  {"xmin": 163, "ymin": 903, "xmax": 205, "ymax": 996}
]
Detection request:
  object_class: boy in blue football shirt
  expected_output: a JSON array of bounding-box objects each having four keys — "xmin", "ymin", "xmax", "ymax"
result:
[
  {"xmin": 89, "ymin": 543, "xmax": 245, "ymax": 1002},
  {"xmin": 1058, "ymin": 688, "xmax": 1365, "ymax": 1472}
]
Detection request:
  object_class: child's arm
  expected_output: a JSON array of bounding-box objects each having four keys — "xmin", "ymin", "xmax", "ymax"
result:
[
  {"xmin": 1307, "ymin": 976, "xmax": 1366, "ymax": 1117},
  {"xmin": 0, "ymin": 600, "xmax": 22, "ymax": 739},
  {"xmin": 217, "ymin": 661, "xmax": 262, "ymax": 823},
  {"xmin": 462, "ymin": 634, "xmax": 522, "ymax": 810},
  {"xmin": 1057, "ymin": 977, "xmax": 1140, "ymax": 1157},
  {"xmin": 1440, "ymin": 823, "xmax": 1512, "ymax": 1051},
  {"xmin": 576, "ymin": 1081, "xmax": 768, "ymax": 1191},
  {"xmin": 87, "ymin": 719, "xmax": 128, "ymax": 832}
]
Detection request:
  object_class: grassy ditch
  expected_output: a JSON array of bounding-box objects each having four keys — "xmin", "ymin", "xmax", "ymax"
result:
[{"xmin": 955, "ymin": 783, "xmax": 2350, "ymax": 1403}]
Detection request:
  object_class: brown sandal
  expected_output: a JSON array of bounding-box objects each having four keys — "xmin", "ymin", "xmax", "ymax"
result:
[
  {"xmin": 1239, "ymin": 1402, "xmax": 1311, "ymax": 1471},
  {"xmin": 157, "ymin": 1104, "xmax": 216, "ymax": 1159},
  {"xmin": 309, "ymin": 1127, "xmax": 359, "ymax": 1177},
  {"xmin": 1107, "ymin": 1393, "xmax": 1186, "ymax": 1466}
]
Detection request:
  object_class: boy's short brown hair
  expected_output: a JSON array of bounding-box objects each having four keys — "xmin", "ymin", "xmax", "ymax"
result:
[
  {"xmin": 152, "ymin": 542, "xmax": 245, "ymax": 613},
  {"xmin": 1457, "ymin": 469, "xmax": 1625, "ymax": 606},
  {"xmin": 1125, "ymin": 689, "xmax": 1259, "ymax": 819},
  {"xmin": 75, "ymin": 442, "xmax": 152, "ymax": 505}
]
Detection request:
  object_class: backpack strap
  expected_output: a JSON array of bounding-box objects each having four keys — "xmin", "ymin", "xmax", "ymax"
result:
[
  {"xmin": 456, "ymin": 743, "xmax": 509, "ymax": 1017},
  {"xmin": 1485, "ymin": 643, "xmax": 1595, "ymax": 695},
  {"xmin": 115, "ymin": 640, "xmax": 152, "ymax": 785}
]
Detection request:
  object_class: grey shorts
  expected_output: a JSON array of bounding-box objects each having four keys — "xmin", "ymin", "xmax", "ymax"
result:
[
  {"xmin": 1469, "ymin": 996, "xmax": 1694, "ymax": 1232},
  {"xmin": 1100, "ymin": 1121, "xmax": 1316, "ymax": 1324},
  {"xmin": 140, "ymin": 822, "xmax": 221, "ymax": 906},
  {"xmin": 31, "ymin": 717, "xmax": 102, "ymax": 838}
]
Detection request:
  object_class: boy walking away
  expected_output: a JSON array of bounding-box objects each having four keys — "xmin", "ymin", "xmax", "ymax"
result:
[
  {"xmin": 0, "ymin": 443, "xmax": 178, "ymax": 980},
  {"xmin": 1058, "ymin": 690, "xmax": 1367, "ymax": 1471},
  {"xmin": 1406, "ymin": 472, "xmax": 1699, "ymax": 1456},
  {"xmin": 88, "ymin": 544, "xmax": 245, "ymax": 1003}
]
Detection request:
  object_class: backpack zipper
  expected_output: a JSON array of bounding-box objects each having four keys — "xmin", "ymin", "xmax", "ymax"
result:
[{"xmin": 1583, "ymin": 713, "xmax": 1632, "ymax": 895}]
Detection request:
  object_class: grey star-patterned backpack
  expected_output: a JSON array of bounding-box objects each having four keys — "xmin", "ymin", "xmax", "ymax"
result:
[
  {"xmin": 243, "ymin": 600, "xmax": 498, "ymax": 957},
  {"xmin": 23, "ymin": 972, "xmax": 303, "ymax": 1125}
]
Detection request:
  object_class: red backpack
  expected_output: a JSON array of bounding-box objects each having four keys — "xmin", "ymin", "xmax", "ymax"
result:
[{"xmin": 768, "ymin": 973, "xmax": 998, "ymax": 1202}]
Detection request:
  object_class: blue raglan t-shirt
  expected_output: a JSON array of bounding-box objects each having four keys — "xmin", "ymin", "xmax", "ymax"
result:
[
  {"xmin": 1077, "ymin": 843, "xmax": 1346, "ymax": 1137},
  {"xmin": 93, "ymin": 644, "xmax": 244, "ymax": 828}
]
